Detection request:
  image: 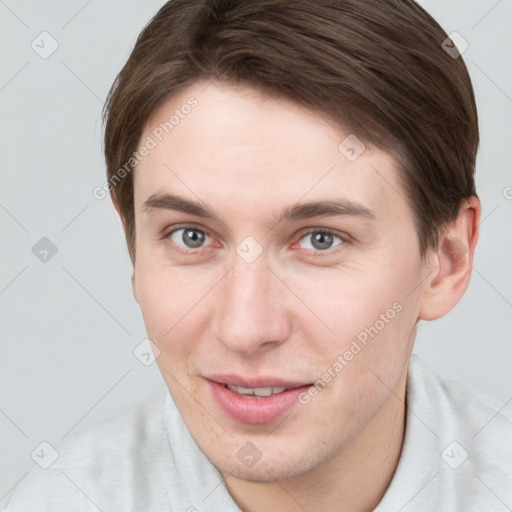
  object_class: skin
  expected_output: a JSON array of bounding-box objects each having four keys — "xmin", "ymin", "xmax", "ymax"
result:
[{"xmin": 119, "ymin": 80, "xmax": 480, "ymax": 512}]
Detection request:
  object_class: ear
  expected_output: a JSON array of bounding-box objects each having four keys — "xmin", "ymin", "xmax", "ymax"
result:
[
  {"xmin": 418, "ymin": 196, "xmax": 481, "ymax": 321},
  {"xmin": 112, "ymin": 193, "xmax": 139, "ymax": 303}
]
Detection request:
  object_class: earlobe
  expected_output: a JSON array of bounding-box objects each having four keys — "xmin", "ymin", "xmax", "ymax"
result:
[{"xmin": 418, "ymin": 196, "xmax": 481, "ymax": 321}]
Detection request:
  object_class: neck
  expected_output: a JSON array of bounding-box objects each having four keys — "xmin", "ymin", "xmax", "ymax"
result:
[{"xmin": 224, "ymin": 368, "xmax": 408, "ymax": 512}]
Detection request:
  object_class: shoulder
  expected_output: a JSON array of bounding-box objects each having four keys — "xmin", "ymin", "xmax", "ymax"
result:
[
  {"xmin": 408, "ymin": 354, "xmax": 512, "ymax": 443},
  {"xmin": 377, "ymin": 355, "xmax": 512, "ymax": 512},
  {"xmin": 4, "ymin": 387, "xmax": 176, "ymax": 511}
]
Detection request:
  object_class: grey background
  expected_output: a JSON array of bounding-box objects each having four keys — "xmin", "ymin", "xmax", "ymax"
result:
[{"xmin": 1, "ymin": 0, "xmax": 511, "ymax": 504}]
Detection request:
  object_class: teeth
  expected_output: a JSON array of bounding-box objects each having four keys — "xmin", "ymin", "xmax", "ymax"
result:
[{"xmin": 226, "ymin": 385, "xmax": 287, "ymax": 396}]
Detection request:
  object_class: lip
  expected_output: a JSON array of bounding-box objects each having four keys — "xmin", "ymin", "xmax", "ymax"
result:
[
  {"xmin": 205, "ymin": 376, "xmax": 312, "ymax": 425},
  {"xmin": 206, "ymin": 374, "xmax": 308, "ymax": 389}
]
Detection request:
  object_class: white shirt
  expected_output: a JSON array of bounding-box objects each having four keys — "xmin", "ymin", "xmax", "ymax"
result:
[{"xmin": 4, "ymin": 356, "xmax": 512, "ymax": 511}]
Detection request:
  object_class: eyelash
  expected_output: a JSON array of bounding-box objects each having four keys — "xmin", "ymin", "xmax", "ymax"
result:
[
  {"xmin": 291, "ymin": 228, "xmax": 347, "ymax": 254},
  {"xmin": 160, "ymin": 224, "xmax": 348, "ymax": 256}
]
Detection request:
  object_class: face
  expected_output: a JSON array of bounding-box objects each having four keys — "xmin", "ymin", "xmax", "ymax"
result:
[{"xmin": 131, "ymin": 80, "xmax": 431, "ymax": 482}]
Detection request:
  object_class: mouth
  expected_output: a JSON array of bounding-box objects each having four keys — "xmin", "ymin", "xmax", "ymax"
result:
[
  {"xmin": 224, "ymin": 384, "xmax": 289, "ymax": 397},
  {"xmin": 205, "ymin": 375, "xmax": 312, "ymax": 424}
]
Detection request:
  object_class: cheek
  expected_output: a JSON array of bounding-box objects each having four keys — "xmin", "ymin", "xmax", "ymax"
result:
[
  {"xmin": 289, "ymin": 259, "xmax": 422, "ymax": 412},
  {"xmin": 134, "ymin": 262, "xmax": 210, "ymax": 349},
  {"xmin": 293, "ymin": 263, "xmax": 418, "ymax": 350},
  {"xmin": 292, "ymin": 268, "xmax": 419, "ymax": 423}
]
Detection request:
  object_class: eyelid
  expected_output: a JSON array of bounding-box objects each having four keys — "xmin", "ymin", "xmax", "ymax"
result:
[
  {"xmin": 160, "ymin": 223, "xmax": 211, "ymax": 240},
  {"xmin": 160, "ymin": 224, "xmax": 218, "ymax": 255},
  {"xmin": 290, "ymin": 227, "xmax": 349, "ymax": 253},
  {"xmin": 160, "ymin": 224, "xmax": 350, "ymax": 255}
]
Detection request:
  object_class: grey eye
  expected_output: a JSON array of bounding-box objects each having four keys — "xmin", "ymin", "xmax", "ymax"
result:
[
  {"xmin": 170, "ymin": 228, "xmax": 210, "ymax": 249},
  {"xmin": 298, "ymin": 231, "xmax": 342, "ymax": 251}
]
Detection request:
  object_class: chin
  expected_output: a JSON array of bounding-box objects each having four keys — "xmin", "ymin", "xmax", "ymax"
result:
[
  {"xmin": 216, "ymin": 450, "xmax": 323, "ymax": 484},
  {"xmin": 224, "ymin": 464, "xmax": 305, "ymax": 484}
]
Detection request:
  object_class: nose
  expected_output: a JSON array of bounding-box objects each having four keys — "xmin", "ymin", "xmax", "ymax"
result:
[{"xmin": 212, "ymin": 254, "xmax": 291, "ymax": 356}]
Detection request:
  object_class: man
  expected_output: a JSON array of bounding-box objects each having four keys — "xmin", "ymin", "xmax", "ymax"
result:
[{"xmin": 5, "ymin": 0, "xmax": 511, "ymax": 510}]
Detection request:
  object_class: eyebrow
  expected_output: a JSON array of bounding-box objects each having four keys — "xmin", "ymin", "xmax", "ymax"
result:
[
  {"xmin": 142, "ymin": 193, "xmax": 376, "ymax": 223},
  {"xmin": 143, "ymin": 193, "xmax": 217, "ymax": 218}
]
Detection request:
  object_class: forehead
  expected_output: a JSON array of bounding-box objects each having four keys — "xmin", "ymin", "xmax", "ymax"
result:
[{"xmin": 134, "ymin": 81, "xmax": 407, "ymax": 221}]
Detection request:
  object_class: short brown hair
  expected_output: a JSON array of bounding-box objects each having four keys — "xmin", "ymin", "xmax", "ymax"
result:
[{"xmin": 103, "ymin": 0, "xmax": 478, "ymax": 264}]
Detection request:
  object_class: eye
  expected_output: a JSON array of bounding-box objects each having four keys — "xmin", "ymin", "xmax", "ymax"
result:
[
  {"xmin": 296, "ymin": 230, "xmax": 344, "ymax": 251},
  {"xmin": 169, "ymin": 227, "xmax": 212, "ymax": 249}
]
